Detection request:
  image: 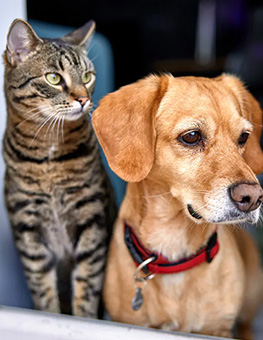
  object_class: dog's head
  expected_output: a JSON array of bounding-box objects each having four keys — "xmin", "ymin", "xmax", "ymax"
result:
[{"xmin": 92, "ymin": 74, "xmax": 263, "ymax": 224}]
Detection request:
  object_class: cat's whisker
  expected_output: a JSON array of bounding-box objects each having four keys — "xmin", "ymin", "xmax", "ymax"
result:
[
  {"xmin": 24, "ymin": 105, "xmax": 47, "ymax": 115},
  {"xmin": 15, "ymin": 111, "xmax": 40, "ymax": 129},
  {"xmin": 90, "ymin": 54, "xmax": 99, "ymax": 64},
  {"xmin": 56, "ymin": 115, "xmax": 63, "ymax": 144},
  {"xmin": 31, "ymin": 112, "xmax": 57, "ymax": 146},
  {"xmin": 15, "ymin": 106, "xmax": 49, "ymax": 129},
  {"xmin": 88, "ymin": 103, "xmax": 97, "ymax": 118},
  {"xmin": 61, "ymin": 115, "xmax": 65, "ymax": 143},
  {"xmin": 52, "ymin": 115, "xmax": 62, "ymax": 142},
  {"xmin": 87, "ymin": 41, "xmax": 98, "ymax": 56},
  {"xmin": 55, "ymin": 115, "xmax": 60, "ymax": 144},
  {"xmin": 49, "ymin": 113, "xmax": 61, "ymax": 144},
  {"xmin": 45, "ymin": 112, "xmax": 60, "ymax": 143},
  {"xmin": 92, "ymin": 100, "xmax": 99, "ymax": 108},
  {"xmin": 47, "ymin": 117, "xmax": 56, "ymax": 144},
  {"xmin": 24, "ymin": 107, "xmax": 41, "ymax": 116},
  {"xmin": 45, "ymin": 116, "xmax": 55, "ymax": 142}
]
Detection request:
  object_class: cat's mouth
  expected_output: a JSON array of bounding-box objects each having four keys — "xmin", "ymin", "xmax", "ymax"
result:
[
  {"xmin": 64, "ymin": 100, "xmax": 92, "ymax": 120},
  {"xmin": 80, "ymin": 99, "xmax": 92, "ymax": 114}
]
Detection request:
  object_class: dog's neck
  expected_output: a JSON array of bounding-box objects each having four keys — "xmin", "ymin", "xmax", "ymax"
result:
[{"xmin": 120, "ymin": 181, "xmax": 216, "ymax": 261}]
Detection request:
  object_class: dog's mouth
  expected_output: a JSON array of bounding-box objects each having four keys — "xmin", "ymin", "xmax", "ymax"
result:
[
  {"xmin": 187, "ymin": 204, "xmax": 203, "ymax": 220},
  {"xmin": 209, "ymin": 211, "xmax": 259, "ymax": 224},
  {"xmin": 187, "ymin": 203, "xmax": 259, "ymax": 224}
]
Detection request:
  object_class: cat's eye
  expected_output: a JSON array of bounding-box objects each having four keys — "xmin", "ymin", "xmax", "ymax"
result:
[
  {"xmin": 46, "ymin": 73, "xmax": 62, "ymax": 85},
  {"xmin": 82, "ymin": 72, "xmax": 92, "ymax": 84}
]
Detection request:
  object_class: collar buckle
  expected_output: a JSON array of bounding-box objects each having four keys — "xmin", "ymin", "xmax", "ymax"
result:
[{"xmin": 134, "ymin": 256, "xmax": 156, "ymax": 283}]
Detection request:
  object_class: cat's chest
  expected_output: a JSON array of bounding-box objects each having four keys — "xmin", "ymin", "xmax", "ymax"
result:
[
  {"xmin": 43, "ymin": 194, "xmax": 74, "ymax": 259},
  {"xmin": 48, "ymin": 144, "xmax": 57, "ymax": 158}
]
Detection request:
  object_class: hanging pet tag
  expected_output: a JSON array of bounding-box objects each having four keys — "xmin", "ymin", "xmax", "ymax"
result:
[
  {"xmin": 131, "ymin": 256, "xmax": 156, "ymax": 311},
  {"xmin": 132, "ymin": 287, "xmax": 144, "ymax": 311}
]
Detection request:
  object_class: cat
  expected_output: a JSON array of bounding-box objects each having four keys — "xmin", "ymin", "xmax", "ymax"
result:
[{"xmin": 3, "ymin": 18, "xmax": 114, "ymax": 318}]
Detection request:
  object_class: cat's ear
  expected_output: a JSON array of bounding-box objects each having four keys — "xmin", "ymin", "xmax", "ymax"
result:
[
  {"xmin": 5, "ymin": 19, "xmax": 43, "ymax": 66},
  {"xmin": 62, "ymin": 20, "xmax": 95, "ymax": 48}
]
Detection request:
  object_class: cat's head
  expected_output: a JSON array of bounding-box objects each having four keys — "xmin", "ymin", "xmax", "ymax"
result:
[{"xmin": 4, "ymin": 19, "xmax": 96, "ymax": 122}]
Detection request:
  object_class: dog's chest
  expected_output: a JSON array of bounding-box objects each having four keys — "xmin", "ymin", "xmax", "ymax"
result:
[{"xmin": 144, "ymin": 273, "xmax": 220, "ymax": 333}]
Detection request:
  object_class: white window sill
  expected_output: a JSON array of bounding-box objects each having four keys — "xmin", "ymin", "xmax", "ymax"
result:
[{"xmin": 0, "ymin": 306, "xmax": 227, "ymax": 340}]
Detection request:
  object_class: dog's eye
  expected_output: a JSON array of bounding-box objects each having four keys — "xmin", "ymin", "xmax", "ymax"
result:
[
  {"xmin": 238, "ymin": 132, "xmax": 249, "ymax": 146},
  {"xmin": 180, "ymin": 131, "xmax": 202, "ymax": 145}
]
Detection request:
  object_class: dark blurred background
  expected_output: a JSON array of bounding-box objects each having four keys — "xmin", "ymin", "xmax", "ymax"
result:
[
  {"xmin": 27, "ymin": 0, "xmax": 263, "ymax": 104},
  {"xmin": 3, "ymin": 0, "xmax": 263, "ymax": 318},
  {"xmin": 27, "ymin": 0, "xmax": 263, "ymax": 261}
]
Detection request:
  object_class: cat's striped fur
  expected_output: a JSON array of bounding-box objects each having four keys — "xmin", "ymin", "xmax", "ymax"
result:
[{"xmin": 3, "ymin": 19, "xmax": 114, "ymax": 317}]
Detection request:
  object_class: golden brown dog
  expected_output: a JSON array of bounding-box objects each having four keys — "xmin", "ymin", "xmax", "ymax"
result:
[{"xmin": 92, "ymin": 74, "xmax": 263, "ymax": 339}]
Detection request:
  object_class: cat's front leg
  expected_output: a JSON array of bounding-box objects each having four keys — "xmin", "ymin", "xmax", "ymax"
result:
[
  {"xmin": 14, "ymin": 223, "xmax": 60, "ymax": 313},
  {"xmin": 72, "ymin": 227, "xmax": 108, "ymax": 318}
]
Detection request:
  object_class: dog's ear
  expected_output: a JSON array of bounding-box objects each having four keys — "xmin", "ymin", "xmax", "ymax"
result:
[
  {"xmin": 92, "ymin": 75, "xmax": 169, "ymax": 182},
  {"xmin": 242, "ymin": 91, "xmax": 263, "ymax": 174},
  {"xmin": 221, "ymin": 74, "xmax": 263, "ymax": 175}
]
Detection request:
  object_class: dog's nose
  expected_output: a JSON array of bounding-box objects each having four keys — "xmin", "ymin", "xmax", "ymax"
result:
[{"xmin": 229, "ymin": 182, "xmax": 263, "ymax": 212}]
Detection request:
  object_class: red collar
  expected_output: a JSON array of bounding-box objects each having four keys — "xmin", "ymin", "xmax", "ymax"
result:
[{"xmin": 124, "ymin": 223, "xmax": 219, "ymax": 275}]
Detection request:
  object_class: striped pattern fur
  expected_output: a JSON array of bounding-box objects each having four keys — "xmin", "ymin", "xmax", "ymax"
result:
[{"xmin": 3, "ymin": 19, "xmax": 115, "ymax": 318}]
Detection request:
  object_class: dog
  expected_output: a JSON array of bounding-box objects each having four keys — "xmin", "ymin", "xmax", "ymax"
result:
[{"xmin": 92, "ymin": 74, "xmax": 263, "ymax": 339}]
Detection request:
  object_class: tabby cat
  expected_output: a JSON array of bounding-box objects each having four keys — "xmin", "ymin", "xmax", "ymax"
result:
[{"xmin": 3, "ymin": 19, "xmax": 114, "ymax": 318}]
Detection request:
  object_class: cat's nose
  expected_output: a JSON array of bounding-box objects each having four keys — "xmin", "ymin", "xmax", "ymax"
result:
[{"xmin": 77, "ymin": 97, "xmax": 90, "ymax": 106}]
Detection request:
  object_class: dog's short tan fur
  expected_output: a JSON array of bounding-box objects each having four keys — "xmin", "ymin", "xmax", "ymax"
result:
[{"xmin": 92, "ymin": 74, "xmax": 263, "ymax": 339}]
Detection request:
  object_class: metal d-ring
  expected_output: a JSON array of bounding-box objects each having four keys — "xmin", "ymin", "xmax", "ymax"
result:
[{"xmin": 134, "ymin": 256, "xmax": 156, "ymax": 283}]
